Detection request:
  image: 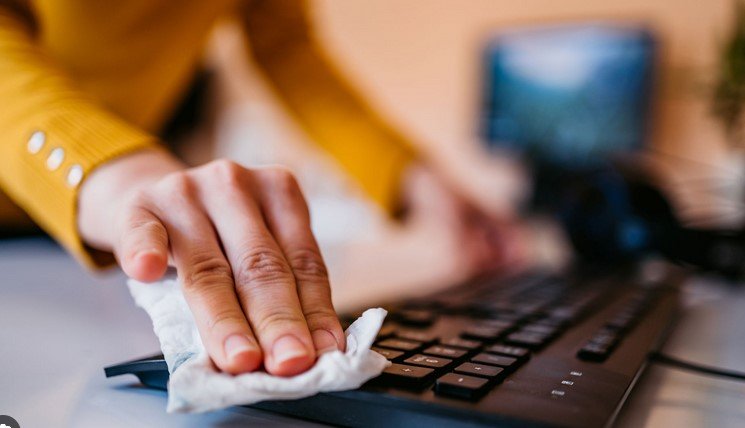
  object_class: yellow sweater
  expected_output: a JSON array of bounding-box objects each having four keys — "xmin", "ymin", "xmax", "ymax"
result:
[{"xmin": 0, "ymin": 0, "xmax": 414, "ymax": 267}]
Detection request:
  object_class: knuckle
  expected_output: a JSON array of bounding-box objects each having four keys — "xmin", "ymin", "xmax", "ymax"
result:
[
  {"xmin": 127, "ymin": 188, "xmax": 152, "ymax": 207},
  {"xmin": 128, "ymin": 216, "xmax": 163, "ymax": 238},
  {"xmin": 234, "ymin": 247, "xmax": 292, "ymax": 286},
  {"xmin": 210, "ymin": 159, "xmax": 245, "ymax": 187},
  {"xmin": 254, "ymin": 309, "xmax": 305, "ymax": 333},
  {"xmin": 183, "ymin": 251, "xmax": 233, "ymax": 291},
  {"xmin": 287, "ymin": 247, "xmax": 328, "ymax": 282},
  {"xmin": 264, "ymin": 167, "xmax": 298, "ymax": 192},
  {"xmin": 302, "ymin": 307, "xmax": 338, "ymax": 328},
  {"xmin": 205, "ymin": 309, "xmax": 246, "ymax": 333},
  {"xmin": 161, "ymin": 171, "xmax": 195, "ymax": 198}
]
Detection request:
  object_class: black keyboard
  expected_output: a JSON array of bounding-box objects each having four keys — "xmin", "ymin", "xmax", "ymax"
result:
[{"xmin": 105, "ymin": 263, "xmax": 681, "ymax": 427}]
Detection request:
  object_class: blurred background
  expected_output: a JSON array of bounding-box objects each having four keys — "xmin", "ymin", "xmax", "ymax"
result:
[
  {"xmin": 2, "ymin": 0, "xmax": 742, "ymax": 309},
  {"xmin": 172, "ymin": 0, "xmax": 744, "ymax": 309}
]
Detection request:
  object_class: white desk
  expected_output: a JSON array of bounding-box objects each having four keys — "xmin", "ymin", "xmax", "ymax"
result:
[{"xmin": 1, "ymin": 238, "xmax": 743, "ymax": 427}]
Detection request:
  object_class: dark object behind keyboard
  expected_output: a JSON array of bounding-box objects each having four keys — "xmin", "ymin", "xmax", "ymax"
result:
[{"xmin": 105, "ymin": 264, "xmax": 681, "ymax": 427}]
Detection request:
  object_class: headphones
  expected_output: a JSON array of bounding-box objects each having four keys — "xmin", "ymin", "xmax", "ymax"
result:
[{"xmin": 557, "ymin": 162, "xmax": 745, "ymax": 279}]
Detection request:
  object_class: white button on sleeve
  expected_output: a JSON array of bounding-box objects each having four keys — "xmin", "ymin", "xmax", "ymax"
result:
[
  {"xmin": 66, "ymin": 165, "xmax": 84, "ymax": 187},
  {"xmin": 46, "ymin": 147, "xmax": 65, "ymax": 170},
  {"xmin": 27, "ymin": 131, "xmax": 46, "ymax": 154}
]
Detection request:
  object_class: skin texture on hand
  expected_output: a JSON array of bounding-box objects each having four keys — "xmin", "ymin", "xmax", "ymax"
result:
[{"xmin": 78, "ymin": 149, "xmax": 345, "ymax": 376}]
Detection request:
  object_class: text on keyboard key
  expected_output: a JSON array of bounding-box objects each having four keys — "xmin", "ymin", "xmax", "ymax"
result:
[
  {"xmin": 423, "ymin": 345, "xmax": 467, "ymax": 359},
  {"xmin": 376, "ymin": 338, "xmax": 422, "ymax": 352},
  {"xmin": 380, "ymin": 363, "xmax": 435, "ymax": 389},
  {"xmin": 472, "ymin": 353, "xmax": 519, "ymax": 370},
  {"xmin": 454, "ymin": 362, "xmax": 505, "ymax": 380},
  {"xmin": 440, "ymin": 337, "xmax": 481, "ymax": 350},
  {"xmin": 404, "ymin": 354, "xmax": 452, "ymax": 369},
  {"xmin": 434, "ymin": 373, "xmax": 491, "ymax": 400},
  {"xmin": 371, "ymin": 347, "xmax": 404, "ymax": 361}
]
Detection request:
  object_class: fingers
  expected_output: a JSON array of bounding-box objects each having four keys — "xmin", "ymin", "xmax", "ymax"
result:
[
  {"xmin": 116, "ymin": 204, "xmax": 169, "ymax": 282},
  {"xmin": 156, "ymin": 174, "xmax": 263, "ymax": 375},
  {"xmin": 197, "ymin": 161, "xmax": 316, "ymax": 376},
  {"xmin": 256, "ymin": 168, "xmax": 346, "ymax": 354}
]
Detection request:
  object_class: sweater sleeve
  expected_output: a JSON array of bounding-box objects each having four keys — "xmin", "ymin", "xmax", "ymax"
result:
[
  {"xmin": 0, "ymin": 5, "xmax": 159, "ymax": 268},
  {"xmin": 239, "ymin": 0, "xmax": 416, "ymax": 214}
]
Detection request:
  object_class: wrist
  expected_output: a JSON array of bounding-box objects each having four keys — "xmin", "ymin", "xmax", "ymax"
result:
[{"xmin": 77, "ymin": 148, "xmax": 184, "ymax": 251}]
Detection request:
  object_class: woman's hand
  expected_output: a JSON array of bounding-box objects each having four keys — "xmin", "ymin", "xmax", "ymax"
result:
[
  {"xmin": 78, "ymin": 150, "xmax": 345, "ymax": 376},
  {"xmin": 400, "ymin": 164, "xmax": 528, "ymax": 281}
]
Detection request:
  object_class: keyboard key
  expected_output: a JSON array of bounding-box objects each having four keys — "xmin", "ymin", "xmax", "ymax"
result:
[
  {"xmin": 454, "ymin": 362, "xmax": 505, "ymax": 379},
  {"xmin": 440, "ymin": 337, "xmax": 481, "ymax": 350},
  {"xmin": 504, "ymin": 331, "xmax": 550, "ymax": 349},
  {"xmin": 394, "ymin": 309, "xmax": 436, "ymax": 327},
  {"xmin": 531, "ymin": 316, "xmax": 570, "ymax": 329},
  {"xmin": 577, "ymin": 343, "xmax": 611, "ymax": 362},
  {"xmin": 404, "ymin": 354, "xmax": 452, "ymax": 369},
  {"xmin": 434, "ymin": 373, "xmax": 490, "ymax": 400},
  {"xmin": 479, "ymin": 319, "xmax": 515, "ymax": 330},
  {"xmin": 520, "ymin": 323, "xmax": 559, "ymax": 336},
  {"xmin": 376, "ymin": 324, "xmax": 397, "ymax": 339},
  {"xmin": 605, "ymin": 315, "xmax": 633, "ymax": 333},
  {"xmin": 380, "ymin": 363, "xmax": 436, "ymax": 389},
  {"xmin": 372, "ymin": 347, "xmax": 404, "ymax": 361},
  {"xmin": 589, "ymin": 332, "xmax": 619, "ymax": 347},
  {"xmin": 471, "ymin": 353, "xmax": 519, "ymax": 370},
  {"xmin": 485, "ymin": 344, "xmax": 530, "ymax": 361},
  {"xmin": 395, "ymin": 329, "xmax": 438, "ymax": 344},
  {"xmin": 376, "ymin": 338, "xmax": 422, "ymax": 352},
  {"xmin": 461, "ymin": 326, "xmax": 506, "ymax": 342},
  {"xmin": 423, "ymin": 345, "xmax": 467, "ymax": 359},
  {"xmin": 487, "ymin": 312, "xmax": 524, "ymax": 322}
]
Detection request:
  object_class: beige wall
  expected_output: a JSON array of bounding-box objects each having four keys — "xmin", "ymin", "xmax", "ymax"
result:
[{"xmin": 309, "ymin": 0, "xmax": 740, "ymax": 225}]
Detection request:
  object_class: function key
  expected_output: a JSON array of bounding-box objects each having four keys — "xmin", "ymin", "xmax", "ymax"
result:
[
  {"xmin": 376, "ymin": 338, "xmax": 422, "ymax": 352},
  {"xmin": 404, "ymin": 354, "xmax": 453, "ymax": 369},
  {"xmin": 434, "ymin": 373, "xmax": 491, "ymax": 400},
  {"xmin": 454, "ymin": 362, "xmax": 505, "ymax": 380},
  {"xmin": 380, "ymin": 363, "xmax": 436, "ymax": 389},
  {"xmin": 440, "ymin": 337, "xmax": 481, "ymax": 350},
  {"xmin": 485, "ymin": 344, "xmax": 530, "ymax": 361},
  {"xmin": 471, "ymin": 353, "xmax": 519, "ymax": 370},
  {"xmin": 423, "ymin": 345, "xmax": 468, "ymax": 359},
  {"xmin": 371, "ymin": 347, "xmax": 404, "ymax": 361}
]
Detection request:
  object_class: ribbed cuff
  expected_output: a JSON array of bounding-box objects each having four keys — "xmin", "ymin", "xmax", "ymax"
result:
[{"xmin": 6, "ymin": 100, "xmax": 158, "ymax": 269}]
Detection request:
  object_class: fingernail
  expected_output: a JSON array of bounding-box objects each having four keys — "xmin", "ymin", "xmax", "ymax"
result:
[
  {"xmin": 135, "ymin": 248, "xmax": 162, "ymax": 260},
  {"xmin": 272, "ymin": 335, "xmax": 309, "ymax": 365},
  {"xmin": 312, "ymin": 329, "xmax": 339, "ymax": 354},
  {"xmin": 224, "ymin": 334, "xmax": 254, "ymax": 361}
]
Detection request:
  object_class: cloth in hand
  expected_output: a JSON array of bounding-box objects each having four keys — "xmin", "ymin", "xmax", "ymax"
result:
[{"xmin": 128, "ymin": 278, "xmax": 390, "ymax": 413}]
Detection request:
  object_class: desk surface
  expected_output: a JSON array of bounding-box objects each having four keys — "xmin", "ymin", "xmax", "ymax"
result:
[{"xmin": 1, "ymin": 238, "xmax": 744, "ymax": 428}]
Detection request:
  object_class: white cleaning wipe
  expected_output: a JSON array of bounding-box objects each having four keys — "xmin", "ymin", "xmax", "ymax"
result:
[{"xmin": 128, "ymin": 278, "xmax": 390, "ymax": 413}]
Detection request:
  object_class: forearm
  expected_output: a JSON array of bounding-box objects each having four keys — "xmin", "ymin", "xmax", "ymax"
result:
[{"xmin": 241, "ymin": 0, "xmax": 417, "ymax": 214}]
